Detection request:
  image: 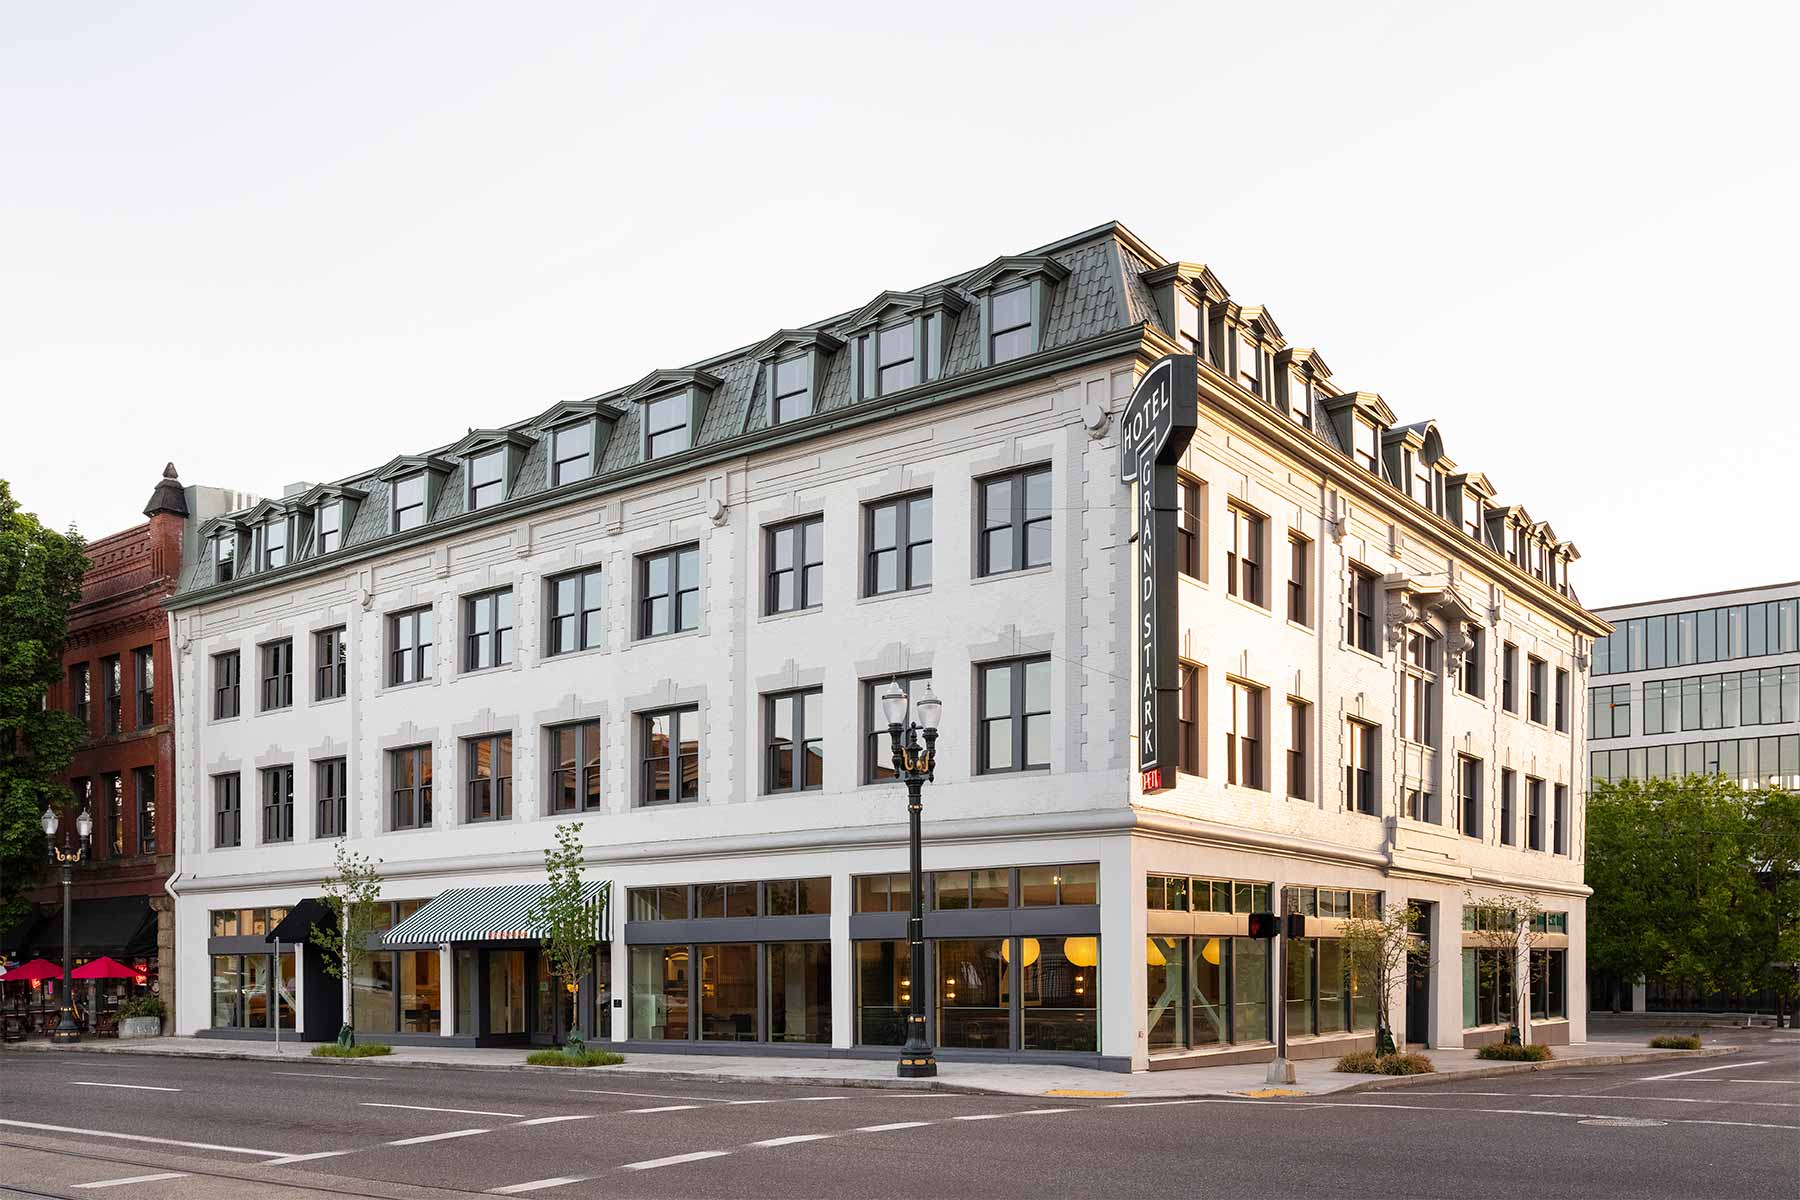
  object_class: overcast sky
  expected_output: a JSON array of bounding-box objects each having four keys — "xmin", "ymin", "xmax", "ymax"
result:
[{"xmin": 3, "ymin": 1, "xmax": 1793, "ymax": 608}]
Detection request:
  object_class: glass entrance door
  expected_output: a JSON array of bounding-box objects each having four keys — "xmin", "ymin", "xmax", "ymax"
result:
[{"xmin": 487, "ymin": 950, "xmax": 526, "ymax": 1036}]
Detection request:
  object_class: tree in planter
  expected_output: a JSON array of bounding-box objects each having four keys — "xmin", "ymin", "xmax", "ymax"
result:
[
  {"xmin": 1464, "ymin": 890, "xmax": 1546, "ymax": 1046},
  {"xmin": 1341, "ymin": 900, "xmax": 1423, "ymax": 1056},
  {"xmin": 0, "ymin": 481, "xmax": 89, "ymax": 936},
  {"xmin": 527, "ymin": 821, "xmax": 609, "ymax": 1055},
  {"xmin": 310, "ymin": 844, "xmax": 383, "ymax": 1048}
]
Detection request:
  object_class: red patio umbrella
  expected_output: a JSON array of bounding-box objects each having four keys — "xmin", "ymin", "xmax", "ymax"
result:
[
  {"xmin": 71, "ymin": 957, "xmax": 141, "ymax": 981},
  {"xmin": 1, "ymin": 959, "xmax": 64, "ymax": 982}
]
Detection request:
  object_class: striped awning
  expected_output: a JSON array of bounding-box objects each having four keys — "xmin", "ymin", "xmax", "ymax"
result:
[{"xmin": 381, "ymin": 882, "xmax": 609, "ymax": 947}]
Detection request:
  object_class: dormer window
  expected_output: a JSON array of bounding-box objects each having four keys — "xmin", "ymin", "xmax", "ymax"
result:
[
  {"xmin": 1412, "ymin": 457, "xmax": 1435, "ymax": 510},
  {"xmin": 988, "ymin": 285, "xmax": 1033, "ymax": 364},
  {"xmin": 773, "ymin": 355, "xmax": 812, "ymax": 424},
  {"xmin": 645, "ymin": 393, "xmax": 691, "ymax": 459},
  {"xmin": 874, "ymin": 324, "xmax": 917, "ymax": 395},
  {"xmin": 1353, "ymin": 421, "xmax": 1378, "ymax": 472},
  {"xmin": 214, "ymin": 533, "xmax": 236, "ymax": 583},
  {"xmin": 263, "ymin": 518, "xmax": 289, "ymax": 570},
  {"xmin": 1463, "ymin": 498, "xmax": 1483, "ymax": 541},
  {"xmin": 317, "ymin": 502, "xmax": 343, "ymax": 553},
  {"xmin": 550, "ymin": 422, "xmax": 593, "ymax": 486},
  {"xmin": 1176, "ymin": 294, "xmax": 1203, "ymax": 356},
  {"xmin": 394, "ymin": 474, "xmax": 427, "ymax": 531},
  {"xmin": 468, "ymin": 448, "xmax": 506, "ymax": 511},
  {"xmin": 1287, "ymin": 373, "xmax": 1309, "ymax": 424},
  {"xmin": 1236, "ymin": 332, "xmax": 1261, "ymax": 395}
]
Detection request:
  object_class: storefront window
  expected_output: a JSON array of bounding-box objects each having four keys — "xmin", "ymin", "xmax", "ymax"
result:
[
  {"xmin": 937, "ymin": 939, "xmax": 1008, "ymax": 1049},
  {"xmin": 1286, "ymin": 939, "xmax": 1315, "ymax": 1037},
  {"xmin": 276, "ymin": 950, "xmax": 296, "ymax": 1029},
  {"xmin": 354, "ymin": 953, "xmax": 396, "ymax": 1034},
  {"xmin": 1317, "ymin": 939, "xmax": 1348, "ymax": 1035},
  {"xmin": 593, "ymin": 944, "xmax": 612, "ymax": 1039},
  {"xmin": 1147, "ymin": 935, "xmax": 1186, "ymax": 1051},
  {"xmin": 1463, "ymin": 947, "xmax": 1513, "ymax": 1028},
  {"xmin": 699, "ymin": 943, "xmax": 758, "ymax": 1040},
  {"xmin": 1231, "ymin": 937, "xmax": 1270, "ymax": 1043},
  {"xmin": 244, "ymin": 954, "xmax": 271, "ymax": 1029},
  {"xmin": 400, "ymin": 949, "xmax": 441, "ymax": 1034},
  {"xmin": 855, "ymin": 940, "xmax": 909, "ymax": 1045},
  {"xmin": 631, "ymin": 944, "xmax": 688, "ymax": 1040},
  {"xmin": 455, "ymin": 948, "xmax": 478, "ymax": 1036},
  {"xmin": 1531, "ymin": 948, "xmax": 1566, "ymax": 1019},
  {"xmin": 1192, "ymin": 937, "xmax": 1226, "ymax": 1045},
  {"xmin": 211, "ymin": 955, "xmax": 243, "ymax": 1028},
  {"xmin": 1021, "ymin": 938, "xmax": 1095, "ymax": 1051},
  {"xmin": 768, "ymin": 942, "xmax": 831, "ymax": 1043}
]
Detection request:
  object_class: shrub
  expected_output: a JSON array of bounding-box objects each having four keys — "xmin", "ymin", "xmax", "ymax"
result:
[
  {"xmin": 526, "ymin": 1047, "xmax": 625, "ymax": 1068},
  {"xmin": 310, "ymin": 1042, "xmax": 394, "ymax": 1058},
  {"xmin": 1475, "ymin": 1041, "xmax": 1552, "ymax": 1062},
  {"xmin": 1649, "ymin": 1034, "xmax": 1702, "ymax": 1050},
  {"xmin": 117, "ymin": 995, "xmax": 165, "ymax": 1020},
  {"xmin": 1336, "ymin": 1051, "xmax": 1436, "ymax": 1076}
]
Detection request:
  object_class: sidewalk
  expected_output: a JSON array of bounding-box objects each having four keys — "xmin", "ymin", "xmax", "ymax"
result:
[{"xmin": 0, "ymin": 1034, "xmax": 1736, "ymax": 1099}]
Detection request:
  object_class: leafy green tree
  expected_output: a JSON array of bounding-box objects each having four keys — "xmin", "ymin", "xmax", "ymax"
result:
[
  {"xmin": 528, "ymin": 821, "xmax": 609, "ymax": 1053},
  {"xmin": 1342, "ymin": 901, "xmax": 1423, "ymax": 1055},
  {"xmin": 310, "ymin": 844, "xmax": 383, "ymax": 1047},
  {"xmin": 0, "ymin": 481, "xmax": 89, "ymax": 935}
]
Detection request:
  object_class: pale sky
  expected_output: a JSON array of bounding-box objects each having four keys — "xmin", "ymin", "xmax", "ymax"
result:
[{"xmin": 3, "ymin": 1, "xmax": 1794, "ymax": 607}]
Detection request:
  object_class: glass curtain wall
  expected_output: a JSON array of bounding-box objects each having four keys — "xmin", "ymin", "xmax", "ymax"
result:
[{"xmin": 768, "ymin": 942, "xmax": 831, "ymax": 1044}]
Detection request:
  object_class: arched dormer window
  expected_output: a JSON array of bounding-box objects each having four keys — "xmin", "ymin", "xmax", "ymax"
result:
[
  {"xmin": 749, "ymin": 328, "xmax": 845, "ymax": 425},
  {"xmin": 962, "ymin": 255, "xmax": 1070, "ymax": 368},
  {"xmin": 843, "ymin": 288, "xmax": 964, "ymax": 403},
  {"xmin": 625, "ymin": 368, "xmax": 723, "ymax": 462}
]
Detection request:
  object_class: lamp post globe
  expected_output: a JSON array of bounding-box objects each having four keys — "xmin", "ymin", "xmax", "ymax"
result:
[
  {"xmin": 40, "ymin": 806, "xmax": 57, "ymax": 838},
  {"xmin": 887, "ymin": 681, "xmax": 944, "ymax": 1079},
  {"xmin": 45, "ymin": 804, "xmax": 90, "ymax": 1044}
]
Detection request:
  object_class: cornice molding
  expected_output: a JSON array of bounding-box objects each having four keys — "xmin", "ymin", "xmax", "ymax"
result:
[
  {"xmin": 623, "ymin": 367, "xmax": 724, "ymax": 402},
  {"xmin": 374, "ymin": 454, "xmax": 455, "ymax": 483}
]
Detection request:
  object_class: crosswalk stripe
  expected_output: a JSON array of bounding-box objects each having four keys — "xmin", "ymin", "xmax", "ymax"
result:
[
  {"xmin": 488, "ymin": 1177, "xmax": 589, "ymax": 1194},
  {"xmin": 749, "ymin": 1133, "xmax": 837, "ymax": 1147},
  {"xmin": 73, "ymin": 1174, "xmax": 187, "ymax": 1190},
  {"xmin": 386, "ymin": 1128, "xmax": 490, "ymax": 1146},
  {"xmin": 620, "ymin": 1150, "xmax": 731, "ymax": 1171}
]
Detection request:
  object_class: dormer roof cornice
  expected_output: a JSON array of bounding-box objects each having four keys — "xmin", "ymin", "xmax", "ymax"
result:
[
  {"xmin": 374, "ymin": 454, "xmax": 455, "ymax": 483},
  {"xmin": 1140, "ymin": 261, "xmax": 1229, "ymax": 303},
  {"xmin": 748, "ymin": 328, "xmax": 847, "ymax": 363},
  {"xmin": 241, "ymin": 498, "xmax": 293, "ymax": 523},
  {"xmin": 1275, "ymin": 347, "xmax": 1332, "ymax": 379},
  {"xmin": 1238, "ymin": 305, "xmax": 1284, "ymax": 344},
  {"xmin": 1323, "ymin": 390, "xmax": 1397, "ymax": 426},
  {"xmin": 624, "ymin": 367, "xmax": 724, "ymax": 402},
  {"xmin": 447, "ymin": 428, "xmax": 538, "ymax": 458},
  {"xmin": 960, "ymin": 254, "xmax": 1070, "ymax": 294},
  {"xmin": 532, "ymin": 397, "xmax": 627, "ymax": 429},
  {"xmin": 295, "ymin": 481, "xmax": 369, "ymax": 507},
  {"xmin": 1447, "ymin": 471, "xmax": 1496, "ymax": 498}
]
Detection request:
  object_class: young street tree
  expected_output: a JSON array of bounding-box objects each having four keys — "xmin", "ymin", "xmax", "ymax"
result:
[
  {"xmin": 1341, "ymin": 900, "xmax": 1423, "ymax": 1055},
  {"xmin": 0, "ymin": 481, "xmax": 89, "ymax": 935},
  {"xmin": 529, "ymin": 821, "xmax": 609, "ymax": 1052},
  {"xmin": 1465, "ymin": 889, "xmax": 1546, "ymax": 1046},
  {"xmin": 310, "ymin": 844, "xmax": 383, "ymax": 1047}
]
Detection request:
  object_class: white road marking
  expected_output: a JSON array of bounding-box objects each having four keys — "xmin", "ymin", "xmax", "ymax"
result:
[
  {"xmin": 954, "ymin": 1113, "xmax": 1010, "ymax": 1121},
  {"xmin": 488, "ymin": 1178, "xmax": 589, "ymax": 1194},
  {"xmin": 0, "ymin": 1119, "xmax": 277, "ymax": 1157},
  {"xmin": 515, "ymin": 1115, "xmax": 599, "ymax": 1126},
  {"xmin": 72, "ymin": 1174, "xmax": 189, "ymax": 1190},
  {"xmin": 70, "ymin": 1082, "xmax": 180, "ymax": 1093},
  {"xmin": 749, "ymin": 1133, "xmax": 837, "ymax": 1147},
  {"xmin": 1310, "ymin": 1100, "xmax": 1800, "ymax": 1132},
  {"xmin": 1640, "ymin": 1060, "xmax": 1768, "ymax": 1081},
  {"xmin": 620, "ymin": 1150, "xmax": 732, "ymax": 1171},
  {"xmin": 624, "ymin": 1104, "xmax": 702, "ymax": 1113},
  {"xmin": 263, "ymin": 1151, "xmax": 354, "ymax": 1166},
  {"xmin": 1105, "ymin": 1098, "xmax": 1310, "ymax": 1109},
  {"xmin": 572, "ymin": 1089, "xmax": 738, "ymax": 1103},
  {"xmin": 271, "ymin": 1071, "xmax": 385, "ymax": 1081},
  {"xmin": 363, "ymin": 1102, "xmax": 524, "ymax": 1118},
  {"xmin": 386, "ymin": 1127, "xmax": 491, "ymax": 1146},
  {"xmin": 856, "ymin": 1121, "xmax": 935, "ymax": 1132},
  {"xmin": 1408, "ymin": 1090, "xmax": 1800, "ymax": 1109}
]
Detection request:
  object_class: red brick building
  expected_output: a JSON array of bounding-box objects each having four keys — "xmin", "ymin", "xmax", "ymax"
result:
[{"xmin": 8, "ymin": 465, "xmax": 250, "ymax": 1027}]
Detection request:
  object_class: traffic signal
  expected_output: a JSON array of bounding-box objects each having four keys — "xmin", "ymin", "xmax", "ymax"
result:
[
  {"xmin": 1247, "ymin": 911, "xmax": 1279, "ymax": 939},
  {"xmin": 1285, "ymin": 913, "xmax": 1307, "ymax": 939}
]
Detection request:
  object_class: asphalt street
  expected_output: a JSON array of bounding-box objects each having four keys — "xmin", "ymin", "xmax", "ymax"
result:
[{"xmin": 2, "ymin": 1029, "xmax": 1797, "ymax": 1199}]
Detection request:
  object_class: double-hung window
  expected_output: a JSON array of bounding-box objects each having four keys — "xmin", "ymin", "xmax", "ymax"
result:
[
  {"xmin": 69, "ymin": 663, "xmax": 91, "ymax": 726},
  {"xmin": 1346, "ymin": 719, "xmax": 1377, "ymax": 814},
  {"xmin": 1499, "ymin": 769, "xmax": 1517, "ymax": 846},
  {"xmin": 637, "ymin": 544, "xmax": 699, "ymax": 638},
  {"xmin": 215, "ymin": 533, "xmax": 236, "ymax": 582},
  {"xmin": 101, "ymin": 655, "xmax": 122, "ymax": 733},
  {"xmin": 1527, "ymin": 655, "xmax": 1547, "ymax": 724},
  {"xmin": 1287, "ymin": 698, "xmax": 1310, "ymax": 800},
  {"xmin": 1458, "ymin": 756, "xmax": 1482, "ymax": 838},
  {"xmin": 1236, "ymin": 332, "xmax": 1260, "ymax": 394},
  {"xmin": 1457, "ymin": 625, "xmax": 1483, "ymax": 696},
  {"xmin": 388, "ymin": 607, "xmax": 434, "ymax": 685},
  {"xmin": 550, "ymin": 422, "xmax": 593, "ymax": 486},
  {"xmin": 546, "ymin": 721, "xmax": 602, "ymax": 814},
  {"xmin": 1178, "ymin": 662, "xmax": 1201, "ymax": 776},
  {"xmin": 1347, "ymin": 567, "xmax": 1378, "ymax": 653},
  {"xmin": 133, "ymin": 646, "xmax": 155, "ymax": 727},
  {"xmin": 462, "ymin": 588, "xmax": 514, "ymax": 671},
  {"xmin": 213, "ymin": 774, "xmax": 241, "ymax": 847},
  {"xmin": 772, "ymin": 355, "xmax": 812, "ymax": 423},
  {"xmin": 865, "ymin": 492, "xmax": 932, "ymax": 595},
  {"xmin": 1553, "ymin": 784, "xmax": 1569, "ymax": 855},
  {"xmin": 133, "ymin": 766, "xmax": 156, "ymax": 854},
  {"xmin": 392, "ymin": 474, "xmax": 427, "ymax": 531},
  {"xmin": 316, "ymin": 758, "xmax": 347, "ymax": 839},
  {"xmin": 766, "ymin": 517, "xmax": 823, "ymax": 614},
  {"xmin": 977, "ymin": 656, "xmax": 1051, "ymax": 774},
  {"xmin": 865, "ymin": 673, "xmax": 929, "ymax": 784},
  {"xmin": 1401, "ymin": 631, "xmax": 1437, "ymax": 746},
  {"xmin": 1526, "ymin": 777, "xmax": 1545, "ymax": 850},
  {"xmin": 314, "ymin": 627, "xmax": 347, "ymax": 700},
  {"xmin": 263, "ymin": 518, "xmax": 288, "ymax": 569},
  {"xmin": 467, "ymin": 449, "xmax": 506, "ymax": 511},
  {"xmin": 316, "ymin": 501, "xmax": 343, "ymax": 553},
  {"xmin": 261, "ymin": 765, "xmax": 294, "ymax": 843},
  {"xmin": 390, "ymin": 745, "xmax": 432, "ymax": 830},
  {"xmin": 988, "ymin": 285, "xmax": 1033, "ymax": 364},
  {"xmin": 1177, "ymin": 476, "xmax": 1203, "ymax": 578},
  {"xmin": 1502, "ymin": 642, "xmax": 1519, "ymax": 713},
  {"xmin": 260, "ymin": 639, "xmax": 293, "ymax": 710},
  {"xmin": 641, "ymin": 708, "xmax": 700, "ymax": 805},
  {"xmin": 644, "ymin": 394, "xmax": 690, "ymax": 459},
  {"xmin": 1554, "ymin": 668, "xmax": 1570, "ymax": 733},
  {"xmin": 1227, "ymin": 679, "xmax": 1265, "ymax": 789},
  {"xmin": 213, "ymin": 651, "xmax": 240, "ymax": 719},
  {"xmin": 977, "ymin": 466, "xmax": 1051, "ymax": 576},
  {"xmin": 1226, "ymin": 505, "xmax": 1264, "ymax": 605},
  {"xmin": 1287, "ymin": 533, "xmax": 1311, "ymax": 625},
  {"xmin": 545, "ymin": 568, "xmax": 603, "ymax": 655},
  {"xmin": 766, "ymin": 689, "xmax": 824, "ymax": 793},
  {"xmin": 875, "ymin": 323, "xmax": 917, "ymax": 394},
  {"xmin": 465, "ymin": 732, "xmax": 512, "ymax": 822}
]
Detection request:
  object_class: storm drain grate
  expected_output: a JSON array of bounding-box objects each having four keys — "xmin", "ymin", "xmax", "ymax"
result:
[{"xmin": 1579, "ymin": 1116, "xmax": 1668, "ymax": 1128}]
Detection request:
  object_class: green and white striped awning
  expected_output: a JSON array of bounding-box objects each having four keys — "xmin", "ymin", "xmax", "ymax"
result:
[{"xmin": 381, "ymin": 882, "xmax": 609, "ymax": 947}]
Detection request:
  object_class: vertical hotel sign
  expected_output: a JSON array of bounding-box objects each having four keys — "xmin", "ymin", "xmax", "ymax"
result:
[{"xmin": 1119, "ymin": 354, "xmax": 1198, "ymax": 794}]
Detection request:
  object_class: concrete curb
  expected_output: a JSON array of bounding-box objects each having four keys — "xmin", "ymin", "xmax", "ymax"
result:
[{"xmin": 1332, "ymin": 1045, "xmax": 1739, "ymax": 1095}]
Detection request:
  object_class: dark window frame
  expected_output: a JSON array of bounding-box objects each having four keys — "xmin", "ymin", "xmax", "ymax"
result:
[
  {"xmin": 1286, "ymin": 532, "xmax": 1311, "ymax": 626},
  {"xmin": 987, "ymin": 283, "xmax": 1034, "ymax": 364},
  {"xmin": 1226, "ymin": 504, "xmax": 1265, "ymax": 606},
  {"xmin": 545, "ymin": 568, "xmax": 604, "ymax": 656},
  {"xmin": 464, "ymin": 731, "xmax": 513, "ymax": 823},
  {"xmin": 766, "ymin": 516, "xmax": 824, "ymax": 615},
  {"xmin": 132, "ymin": 646, "xmax": 155, "ymax": 727},
  {"xmin": 865, "ymin": 673, "xmax": 931, "ymax": 785},
  {"xmin": 1176, "ymin": 475, "xmax": 1203, "ymax": 579},
  {"xmin": 462, "ymin": 587, "xmax": 515, "ymax": 672},
  {"xmin": 69, "ymin": 662, "xmax": 91, "ymax": 727},
  {"xmin": 549, "ymin": 421, "xmax": 594, "ymax": 487},
  {"xmin": 259, "ymin": 638, "xmax": 294, "ymax": 711},
  {"xmin": 392, "ymin": 473, "xmax": 427, "ymax": 531},
  {"xmin": 261, "ymin": 764, "xmax": 294, "ymax": 844},
  {"xmin": 864, "ymin": 491, "xmax": 932, "ymax": 596},
  {"xmin": 639, "ymin": 707, "xmax": 700, "ymax": 806},
  {"xmin": 643, "ymin": 393, "xmax": 691, "ymax": 460},
  {"xmin": 1458, "ymin": 755, "xmax": 1482, "ymax": 838},
  {"xmin": 765, "ymin": 688, "xmax": 825, "ymax": 794},
  {"xmin": 316, "ymin": 757, "xmax": 348, "ymax": 839},
  {"xmin": 101, "ymin": 654, "xmax": 122, "ymax": 734},
  {"xmin": 213, "ymin": 773, "xmax": 241, "ymax": 848},
  {"xmin": 213, "ymin": 651, "xmax": 241, "ymax": 720},
  {"xmin": 1499, "ymin": 768, "xmax": 1517, "ymax": 846},
  {"xmin": 1177, "ymin": 661, "xmax": 1202, "ymax": 777},
  {"xmin": 1347, "ymin": 566, "xmax": 1378, "ymax": 654},
  {"xmin": 976, "ymin": 465, "xmax": 1052, "ymax": 577},
  {"xmin": 389, "ymin": 745, "xmax": 433, "ymax": 830},
  {"xmin": 466, "ymin": 448, "xmax": 507, "ymax": 512},
  {"xmin": 1346, "ymin": 719, "xmax": 1378, "ymax": 815},
  {"xmin": 387, "ymin": 607, "xmax": 434, "ymax": 686},
  {"xmin": 1226, "ymin": 678, "xmax": 1265, "ymax": 789},
  {"xmin": 133, "ymin": 765, "xmax": 156, "ymax": 854},
  {"xmin": 546, "ymin": 720, "xmax": 603, "ymax": 815},
  {"xmin": 976, "ymin": 656, "xmax": 1052, "ymax": 775},
  {"xmin": 1287, "ymin": 697, "xmax": 1309, "ymax": 800},
  {"xmin": 637, "ymin": 544, "xmax": 700, "ymax": 639},
  {"xmin": 314, "ymin": 626, "xmax": 348, "ymax": 700}
]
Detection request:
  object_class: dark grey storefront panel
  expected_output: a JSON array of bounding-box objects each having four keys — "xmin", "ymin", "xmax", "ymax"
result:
[
  {"xmin": 623, "ymin": 915, "xmax": 829, "ymax": 945},
  {"xmin": 849, "ymin": 906, "xmax": 1100, "ymax": 941}
]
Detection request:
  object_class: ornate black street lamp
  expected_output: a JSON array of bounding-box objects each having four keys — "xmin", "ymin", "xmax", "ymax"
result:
[
  {"xmin": 40, "ymin": 804, "xmax": 93, "ymax": 1044},
  {"xmin": 882, "ymin": 678, "xmax": 943, "ymax": 1079}
]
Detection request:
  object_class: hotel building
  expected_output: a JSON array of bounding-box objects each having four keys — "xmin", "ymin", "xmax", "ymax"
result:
[{"xmin": 167, "ymin": 222, "xmax": 1604, "ymax": 1069}]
